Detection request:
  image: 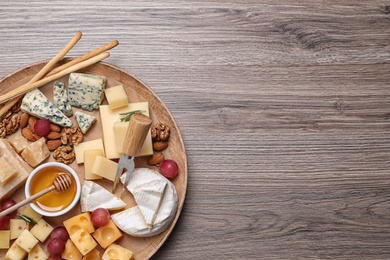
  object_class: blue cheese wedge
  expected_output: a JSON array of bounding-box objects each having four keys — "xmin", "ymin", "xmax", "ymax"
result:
[
  {"xmin": 68, "ymin": 73, "xmax": 106, "ymax": 111},
  {"xmin": 57, "ymin": 103, "xmax": 73, "ymax": 117},
  {"xmin": 53, "ymin": 82, "xmax": 73, "ymax": 116},
  {"xmin": 75, "ymin": 111, "xmax": 96, "ymax": 134},
  {"xmin": 21, "ymin": 89, "xmax": 73, "ymax": 127},
  {"xmin": 53, "ymin": 81, "xmax": 67, "ymax": 105}
]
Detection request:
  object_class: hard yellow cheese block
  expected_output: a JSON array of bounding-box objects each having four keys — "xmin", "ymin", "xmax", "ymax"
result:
[
  {"xmin": 92, "ymin": 219, "xmax": 123, "ymax": 249},
  {"xmin": 84, "ymin": 149, "xmax": 104, "ymax": 180},
  {"xmin": 28, "ymin": 243, "xmax": 48, "ymax": 260},
  {"xmin": 7, "ymin": 129, "xmax": 29, "ymax": 153},
  {"xmin": 4, "ymin": 242, "xmax": 27, "ymax": 260},
  {"xmin": 91, "ymin": 156, "xmax": 118, "ymax": 182},
  {"xmin": 74, "ymin": 139, "xmax": 105, "ymax": 164},
  {"xmin": 64, "ymin": 212, "xmax": 95, "ymax": 235},
  {"xmin": 104, "ymin": 85, "xmax": 128, "ymax": 110},
  {"xmin": 70, "ymin": 228, "xmax": 97, "ymax": 256},
  {"xmin": 14, "ymin": 229, "xmax": 38, "ymax": 252},
  {"xmin": 62, "ymin": 239, "xmax": 83, "ymax": 260},
  {"xmin": 99, "ymin": 102, "xmax": 153, "ymax": 159},
  {"xmin": 10, "ymin": 219, "xmax": 29, "ymax": 240},
  {"xmin": 21, "ymin": 137, "xmax": 50, "ymax": 167},
  {"xmin": 81, "ymin": 248, "xmax": 101, "ymax": 260},
  {"xmin": 0, "ymin": 157, "xmax": 18, "ymax": 185},
  {"xmin": 30, "ymin": 218, "xmax": 53, "ymax": 242},
  {"xmin": 0, "ymin": 139, "xmax": 33, "ymax": 200},
  {"xmin": 102, "ymin": 243, "xmax": 134, "ymax": 260},
  {"xmin": 0, "ymin": 230, "xmax": 10, "ymax": 249}
]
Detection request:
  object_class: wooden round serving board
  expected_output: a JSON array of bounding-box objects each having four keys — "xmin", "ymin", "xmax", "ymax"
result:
[{"xmin": 0, "ymin": 60, "xmax": 188, "ymax": 260}]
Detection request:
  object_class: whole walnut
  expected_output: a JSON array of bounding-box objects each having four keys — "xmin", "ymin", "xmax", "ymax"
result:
[{"xmin": 151, "ymin": 123, "xmax": 170, "ymax": 142}]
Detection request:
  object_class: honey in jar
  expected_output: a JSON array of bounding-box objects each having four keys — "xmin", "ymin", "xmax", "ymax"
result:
[{"xmin": 29, "ymin": 166, "xmax": 77, "ymax": 212}]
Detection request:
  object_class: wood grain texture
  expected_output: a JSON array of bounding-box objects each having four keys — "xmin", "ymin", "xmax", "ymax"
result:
[{"xmin": 0, "ymin": 0, "xmax": 389, "ymax": 259}]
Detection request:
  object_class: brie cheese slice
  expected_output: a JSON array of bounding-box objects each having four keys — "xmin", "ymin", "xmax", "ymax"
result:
[
  {"xmin": 112, "ymin": 168, "xmax": 178, "ymax": 237},
  {"xmin": 81, "ymin": 181, "xmax": 126, "ymax": 212},
  {"xmin": 133, "ymin": 179, "xmax": 167, "ymax": 227}
]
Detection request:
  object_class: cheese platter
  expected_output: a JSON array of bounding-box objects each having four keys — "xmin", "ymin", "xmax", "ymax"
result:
[{"xmin": 0, "ymin": 59, "xmax": 187, "ymax": 259}]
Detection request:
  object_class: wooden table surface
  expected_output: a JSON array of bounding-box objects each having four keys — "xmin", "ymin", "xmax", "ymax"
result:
[{"xmin": 0, "ymin": 1, "xmax": 389, "ymax": 259}]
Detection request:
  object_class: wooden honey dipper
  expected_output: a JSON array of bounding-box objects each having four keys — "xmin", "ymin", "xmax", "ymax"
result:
[{"xmin": 0, "ymin": 173, "xmax": 73, "ymax": 218}]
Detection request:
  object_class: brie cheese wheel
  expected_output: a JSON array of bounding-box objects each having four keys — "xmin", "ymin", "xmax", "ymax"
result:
[
  {"xmin": 81, "ymin": 181, "xmax": 126, "ymax": 212},
  {"xmin": 133, "ymin": 179, "xmax": 167, "ymax": 227},
  {"xmin": 112, "ymin": 168, "xmax": 178, "ymax": 237}
]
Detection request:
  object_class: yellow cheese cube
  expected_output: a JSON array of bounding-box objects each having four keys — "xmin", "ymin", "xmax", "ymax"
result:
[
  {"xmin": 99, "ymin": 103, "xmax": 153, "ymax": 159},
  {"xmin": 4, "ymin": 242, "xmax": 27, "ymax": 260},
  {"xmin": 91, "ymin": 156, "xmax": 118, "ymax": 182},
  {"xmin": 62, "ymin": 239, "xmax": 83, "ymax": 260},
  {"xmin": 0, "ymin": 230, "xmax": 11, "ymax": 249},
  {"xmin": 92, "ymin": 220, "xmax": 122, "ymax": 249},
  {"xmin": 10, "ymin": 219, "xmax": 29, "ymax": 240},
  {"xmin": 84, "ymin": 149, "xmax": 103, "ymax": 180},
  {"xmin": 74, "ymin": 139, "xmax": 105, "ymax": 164},
  {"xmin": 22, "ymin": 205, "xmax": 42, "ymax": 223},
  {"xmin": 21, "ymin": 137, "xmax": 50, "ymax": 167},
  {"xmin": 7, "ymin": 129, "xmax": 30, "ymax": 153},
  {"xmin": 14, "ymin": 229, "xmax": 38, "ymax": 252},
  {"xmin": 81, "ymin": 248, "xmax": 101, "ymax": 260},
  {"xmin": 0, "ymin": 157, "xmax": 18, "ymax": 185},
  {"xmin": 102, "ymin": 243, "xmax": 134, "ymax": 260},
  {"xmin": 30, "ymin": 218, "xmax": 53, "ymax": 242},
  {"xmin": 104, "ymin": 85, "xmax": 128, "ymax": 110},
  {"xmin": 28, "ymin": 243, "xmax": 48, "ymax": 260},
  {"xmin": 64, "ymin": 212, "xmax": 95, "ymax": 235},
  {"xmin": 70, "ymin": 228, "xmax": 97, "ymax": 256}
]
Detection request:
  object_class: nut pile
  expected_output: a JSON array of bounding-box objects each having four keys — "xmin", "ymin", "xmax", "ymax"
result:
[
  {"xmin": 147, "ymin": 123, "xmax": 171, "ymax": 166},
  {"xmin": 4, "ymin": 107, "xmax": 83, "ymax": 164}
]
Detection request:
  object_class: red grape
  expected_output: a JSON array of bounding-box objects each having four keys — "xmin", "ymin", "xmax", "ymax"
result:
[
  {"xmin": 91, "ymin": 208, "xmax": 110, "ymax": 227},
  {"xmin": 47, "ymin": 238, "xmax": 65, "ymax": 256},
  {"xmin": 1, "ymin": 199, "xmax": 17, "ymax": 217},
  {"xmin": 47, "ymin": 255, "xmax": 62, "ymax": 260},
  {"xmin": 50, "ymin": 226, "xmax": 69, "ymax": 242},
  {"xmin": 159, "ymin": 159, "xmax": 179, "ymax": 178},
  {"xmin": 34, "ymin": 119, "xmax": 51, "ymax": 137},
  {"xmin": 0, "ymin": 215, "xmax": 11, "ymax": 230}
]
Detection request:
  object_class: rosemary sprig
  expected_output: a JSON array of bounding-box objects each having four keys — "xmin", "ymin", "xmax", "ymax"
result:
[
  {"xmin": 119, "ymin": 110, "xmax": 145, "ymax": 122},
  {"xmin": 17, "ymin": 213, "xmax": 37, "ymax": 224}
]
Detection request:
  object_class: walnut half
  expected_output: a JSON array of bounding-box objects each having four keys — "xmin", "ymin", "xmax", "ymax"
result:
[
  {"xmin": 151, "ymin": 123, "xmax": 170, "ymax": 142},
  {"xmin": 61, "ymin": 126, "xmax": 83, "ymax": 146},
  {"xmin": 53, "ymin": 145, "xmax": 75, "ymax": 164}
]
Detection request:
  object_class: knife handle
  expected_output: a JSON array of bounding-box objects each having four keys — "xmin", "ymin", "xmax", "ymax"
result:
[{"xmin": 123, "ymin": 113, "xmax": 152, "ymax": 156}]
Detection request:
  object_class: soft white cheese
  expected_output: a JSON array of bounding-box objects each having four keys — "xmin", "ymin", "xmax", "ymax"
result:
[
  {"xmin": 112, "ymin": 168, "xmax": 178, "ymax": 237},
  {"xmin": 81, "ymin": 181, "xmax": 126, "ymax": 212}
]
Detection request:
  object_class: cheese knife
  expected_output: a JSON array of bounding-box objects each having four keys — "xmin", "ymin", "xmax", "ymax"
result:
[{"xmin": 113, "ymin": 113, "xmax": 152, "ymax": 195}]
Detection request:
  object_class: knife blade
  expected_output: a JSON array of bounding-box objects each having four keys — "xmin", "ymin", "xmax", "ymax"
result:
[{"xmin": 112, "ymin": 113, "xmax": 152, "ymax": 195}]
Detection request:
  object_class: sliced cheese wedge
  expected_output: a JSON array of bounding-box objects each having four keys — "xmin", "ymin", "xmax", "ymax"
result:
[
  {"xmin": 133, "ymin": 180, "xmax": 167, "ymax": 227},
  {"xmin": 112, "ymin": 168, "xmax": 178, "ymax": 237},
  {"xmin": 21, "ymin": 89, "xmax": 73, "ymax": 127},
  {"xmin": 81, "ymin": 181, "xmax": 126, "ymax": 212}
]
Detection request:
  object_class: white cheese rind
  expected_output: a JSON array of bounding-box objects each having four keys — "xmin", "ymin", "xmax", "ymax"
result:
[
  {"xmin": 112, "ymin": 168, "xmax": 178, "ymax": 237},
  {"xmin": 133, "ymin": 180, "xmax": 167, "ymax": 227},
  {"xmin": 81, "ymin": 181, "xmax": 126, "ymax": 212},
  {"xmin": 75, "ymin": 111, "xmax": 96, "ymax": 134},
  {"xmin": 21, "ymin": 89, "xmax": 73, "ymax": 127},
  {"xmin": 68, "ymin": 73, "xmax": 106, "ymax": 111}
]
